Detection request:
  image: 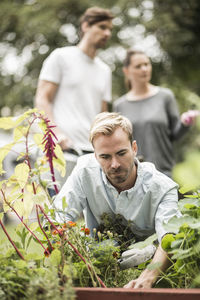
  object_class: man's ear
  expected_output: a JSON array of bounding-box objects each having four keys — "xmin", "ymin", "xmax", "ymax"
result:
[
  {"xmin": 81, "ymin": 21, "xmax": 89, "ymax": 34},
  {"xmin": 132, "ymin": 140, "xmax": 138, "ymax": 155}
]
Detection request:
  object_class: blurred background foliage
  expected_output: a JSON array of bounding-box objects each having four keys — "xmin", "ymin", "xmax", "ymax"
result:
[{"xmin": 0, "ymin": 0, "xmax": 199, "ymax": 186}]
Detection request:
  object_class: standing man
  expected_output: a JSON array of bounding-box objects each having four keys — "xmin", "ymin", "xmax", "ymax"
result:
[
  {"xmin": 35, "ymin": 7, "xmax": 113, "ymax": 155},
  {"xmin": 53, "ymin": 112, "xmax": 181, "ymax": 288}
]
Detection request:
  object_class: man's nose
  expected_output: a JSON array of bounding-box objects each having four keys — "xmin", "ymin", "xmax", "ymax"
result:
[
  {"xmin": 105, "ymin": 29, "xmax": 111, "ymax": 38},
  {"xmin": 111, "ymin": 157, "xmax": 120, "ymax": 169}
]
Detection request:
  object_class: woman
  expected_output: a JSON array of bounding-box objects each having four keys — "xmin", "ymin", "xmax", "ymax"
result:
[{"xmin": 113, "ymin": 50, "xmax": 199, "ymax": 177}]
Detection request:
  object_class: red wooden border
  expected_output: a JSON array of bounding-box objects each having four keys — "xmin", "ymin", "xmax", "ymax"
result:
[{"xmin": 75, "ymin": 287, "xmax": 200, "ymax": 300}]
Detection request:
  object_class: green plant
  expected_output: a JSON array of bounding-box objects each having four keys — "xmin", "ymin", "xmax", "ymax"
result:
[
  {"xmin": 0, "ymin": 109, "xmax": 139, "ymax": 295},
  {"xmin": 158, "ymin": 192, "xmax": 200, "ymax": 288},
  {"xmin": 1, "ymin": 109, "xmax": 200, "ymax": 294}
]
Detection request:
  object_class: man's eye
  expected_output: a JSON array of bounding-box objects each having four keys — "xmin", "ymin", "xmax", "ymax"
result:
[
  {"xmin": 118, "ymin": 152, "xmax": 126, "ymax": 156},
  {"xmin": 99, "ymin": 25, "xmax": 106, "ymax": 30}
]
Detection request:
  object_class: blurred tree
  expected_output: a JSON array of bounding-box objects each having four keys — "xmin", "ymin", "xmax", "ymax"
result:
[
  {"xmin": 145, "ymin": 0, "xmax": 200, "ymax": 95},
  {"xmin": 0, "ymin": 0, "xmax": 161, "ymax": 114},
  {"xmin": 1, "ymin": 0, "xmax": 200, "ymax": 113},
  {"xmin": 143, "ymin": 0, "xmax": 200, "ymax": 165},
  {"xmin": 0, "ymin": 0, "xmax": 199, "ymax": 180}
]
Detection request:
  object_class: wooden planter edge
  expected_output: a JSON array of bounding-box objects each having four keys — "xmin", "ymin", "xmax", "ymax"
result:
[{"xmin": 75, "ymin": 287, "xmax": 200, "ymax": 300}]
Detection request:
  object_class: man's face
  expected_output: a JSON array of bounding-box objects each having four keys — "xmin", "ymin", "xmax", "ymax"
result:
[
  {"xmin": 93, "ymin": 127, "xmax": 137, "ymax": 191},
  {"xmin": 83, "ymin": 20, "xmax": 112, "ymax": 49}
]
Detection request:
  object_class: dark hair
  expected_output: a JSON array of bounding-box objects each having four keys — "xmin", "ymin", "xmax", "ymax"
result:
[
  {"xmin": 123, "ymin": 49, "xmax": 148, "ymax": 89},
  {"xmin": 123, "ymin": 49, "xmax": 146, "ymax": 67},
  {"xmin": 80, "ymin": 6, "xmax": 114, "ymax": 26}
]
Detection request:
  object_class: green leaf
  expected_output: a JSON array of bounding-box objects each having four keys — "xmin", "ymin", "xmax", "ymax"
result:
[
  {"xmin": 23, "ymin": 192, "xmax": 34, "ymax": 220},
  {"xmin": 178, "ymin": 198, "xmax": 200, "ymax": 210},
  {"xmin": 50, "ymin": 248, "xmax": 61, "ymax": 266},
  {"xmin": 171, "ymin": 248, "xmax": 193, "ymax": 260},
  {"xmin": 0, "ymin": 212, "xmax": 4, "ymax": 220},
  {"xmin": 161, "ymin": 234, "xmax": 175, "ymax": 250},
  {"xmin": 0, "ymin": 142, "xmax": 15, "ymax": 175},
  {"xmin": 171, "ymin": 239, "xmax": 183, "ymax": 249},
  {"xmin": 38, "ymin": 119, "xmax": 47, "ymax": 133},
  {"xmin": 13, "ymin": 126, "xmax": 24, "ymax": 142},
  {"xmin": 147, "ymin": 262, "xmax": 162, "ymax": 271},
  {"xmin": 26, "ymin": 235, "xmax": 33, "ymax": 250},
  {"xmin": 33, "ymin": 133, "xmax": 44, "ymax": 147},
  {"xmin": 53, "ymin": 144, "xmax": 66, "ymax": 177},
  {"xmin": 163, "ymin": 215, "xmax": 198, "ymax": 232},
  {"xmin": 25, "ymin": 252, "xmax": 44, "ymax": 261},
  {"xmin": 13, "ymin": 199, "xmax": 25, "ymax": 217},
  {"xmin": 184, "ymin": 203, "xmax": 196, "ymax": 209},
  {"xmin": 63, "ymin": 264, "xmax": 77, "ymax": 277},
  {"xmin": 0, "ymin": 117, "xmax": 16, "ymax": 129},
  {"xmin": 33, "ymin": 193, "xmax": 47, "ymax": 204},
  {"xmin": 62, "ymin": 196, "xmax": 68, "ymax": 210},
  {"xmin": 14, "ymin": 162, "xmax": 29, "ymax": 188},
  {"xmin": 29, "ymin": 222, "xmax": 39, "ymax": 231},
  {"xmin": 13, "ymin": 260, "xmax": 28, "ymax": 269},
  {"xmin": 128, "ymin": 234, "xmax": 157, "ymax": 249}
]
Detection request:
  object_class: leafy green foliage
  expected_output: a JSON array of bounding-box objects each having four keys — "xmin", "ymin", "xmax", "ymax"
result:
[
  {"xmin": 158, "ymin": 192, "xmax": 200, "ymax": 288},
  {"xmin": 146, "ymin": 0, "xmax": 200, "ymax": 94},
  {"xmin": 0, "ymin": 109, "xmax": 199, "ymax": 295},
  {"xmin": 0, "ymin": 250, "xmax": 75, "ymax": 300}
]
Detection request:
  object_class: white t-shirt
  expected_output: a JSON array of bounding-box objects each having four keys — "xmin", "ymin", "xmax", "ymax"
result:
[{"xmin": 39, "ymin": 46, "xmax": 112, "ymax": 151}]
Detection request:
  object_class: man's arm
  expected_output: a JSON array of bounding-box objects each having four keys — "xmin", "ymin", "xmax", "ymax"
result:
[
  {"xmin": 35, "ymin": 79, "xmax": 73, "ymax": 150},
  {"xmin": 101, "ymin": 100, "xmax": 109, "ymax": 112},
  {"xmin": 124, "ymin": 245, "xmax": 170, "ymax": 289}
]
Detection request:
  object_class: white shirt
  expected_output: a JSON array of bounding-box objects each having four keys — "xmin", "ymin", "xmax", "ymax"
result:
[
  {"xmin": 39, "ymin": 46, "xmax": 112, "ymax": 151},
  {"xmin": 53, "ymin": 154, "xmax": 181, "ymax": 242}
]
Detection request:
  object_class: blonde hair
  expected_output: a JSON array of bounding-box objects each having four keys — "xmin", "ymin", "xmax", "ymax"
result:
[{"xmin": 90, "ymin": 112, "xmax": 133, "ymax": 145}]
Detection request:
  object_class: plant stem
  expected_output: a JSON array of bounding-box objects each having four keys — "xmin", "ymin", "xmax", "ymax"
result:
[
  {"xmin": 36, "ymin": 204, "xmax": 53, "ymax": 251},
  {"xmin": 39, "ymin": 205, "xmax": 106, "ymax": 287},
  {"xmin": 38, "ymin": 205, "xmax": 60, "ymax": 232},
  {"xmin": 0, "ymin": 220, "xmax": 25, "ymax": 260},
  {"xmin": 67, "ymin": 239, "xmax": 106, "ymax": 288},
  {"xmin": 25, "ymin": 116, "xmax": 37, "ymax": 194},
  {"xmin": 0, "ymin": 189, "xmax": 50, "ymax": 255}
]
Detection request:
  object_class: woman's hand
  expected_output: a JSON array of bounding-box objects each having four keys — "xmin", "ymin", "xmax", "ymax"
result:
[{"xmin": 181, "ymin": 110, "xmax": 200, "ymax": 126}]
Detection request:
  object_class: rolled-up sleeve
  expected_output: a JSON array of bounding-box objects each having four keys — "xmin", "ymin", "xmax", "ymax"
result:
[
  {"xmin": 52, "ymin": 167, "xmax": 87, "ymax": 224},
  {"xmin": 155, "ymin": 187, "xmax": 182, "ymax": 243}
]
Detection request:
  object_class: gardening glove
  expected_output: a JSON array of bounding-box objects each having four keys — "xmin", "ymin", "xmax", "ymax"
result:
[{"xmin": 119, "ymin": 244, "xmax": 156, "ymax": 270}]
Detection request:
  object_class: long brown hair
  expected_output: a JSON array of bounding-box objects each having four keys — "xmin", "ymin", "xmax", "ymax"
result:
[{"xmin": 123, "ymin": 49, "xmax": 147, "ymax": 90}]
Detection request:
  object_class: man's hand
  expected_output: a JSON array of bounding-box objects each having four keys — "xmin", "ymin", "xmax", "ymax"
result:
[
  {"xmin": 123, "ymin": 245, "xmax": 170, "ymax": 289},
  {"xmin": 57, "ymin": 133, "xmax": 73, "ymax": 151},
  {"xmin": 124, "ymin": 272, "xmax": 155, "ymax": 289}
]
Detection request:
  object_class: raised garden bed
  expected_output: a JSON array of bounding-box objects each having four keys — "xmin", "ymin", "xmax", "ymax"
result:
[{"xmin": 75, "ymin": 287, "xmax": 200, "ymax": 300}]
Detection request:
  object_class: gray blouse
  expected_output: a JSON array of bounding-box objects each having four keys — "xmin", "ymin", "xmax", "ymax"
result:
[{"xmin": 113, "ymin": 87, "xmax": 188, "ymax": 177}]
